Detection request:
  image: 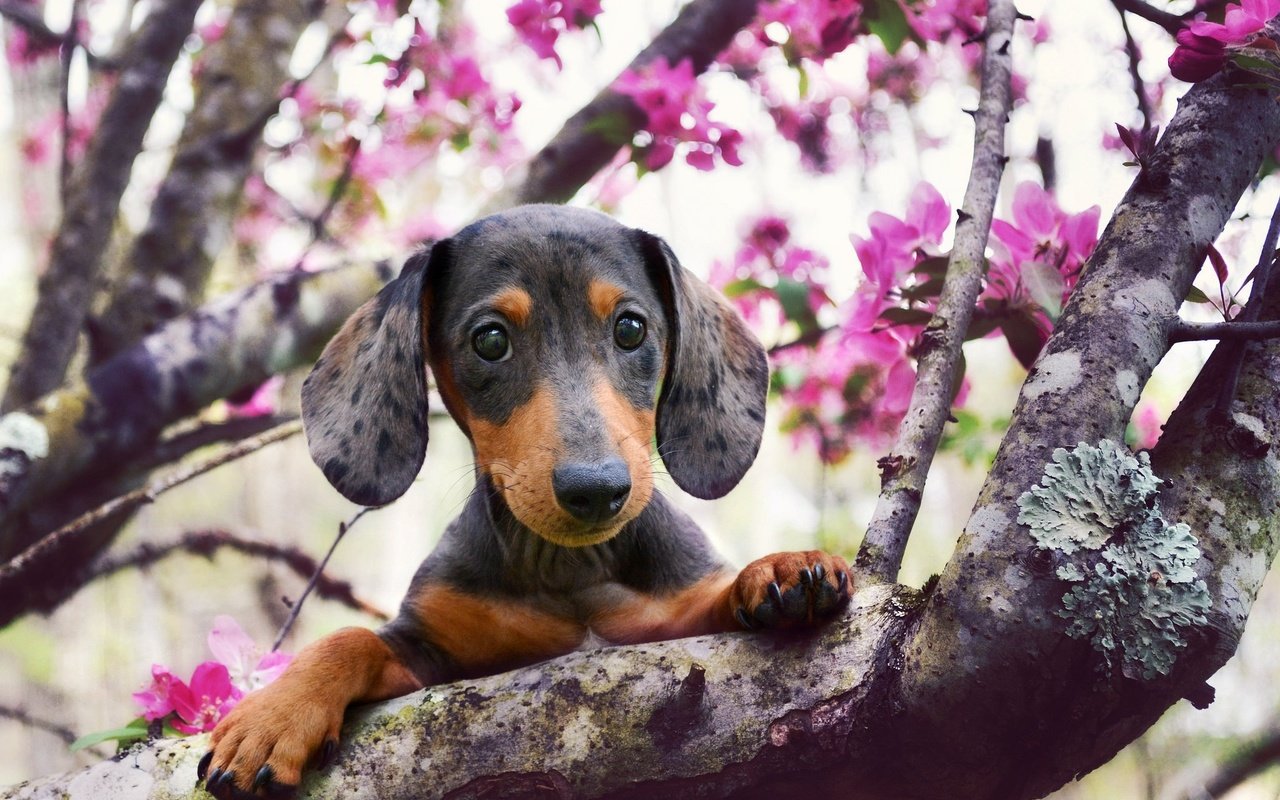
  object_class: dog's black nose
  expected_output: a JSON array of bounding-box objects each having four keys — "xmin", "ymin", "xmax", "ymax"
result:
[{"xmin": 553, "ymin": 459, "xmax": 631, "ymax": 524}]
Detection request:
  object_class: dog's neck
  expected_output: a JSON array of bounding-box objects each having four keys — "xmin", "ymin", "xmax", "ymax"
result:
[{"xmin": 456, "ymin": 474, "xmax": 641, "ymax": 594}]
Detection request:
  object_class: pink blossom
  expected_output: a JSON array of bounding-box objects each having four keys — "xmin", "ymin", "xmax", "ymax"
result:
[
  {"xmin": 169, "ymin": 663, "xmax": 243, "ymax": 734},
  {"xmin": 207, "ymin": 615, "xmax": 293, "ymax": 692},
  {"xmin": 1171, "ymin": 0, "xmax": 1280, "ymax": 81},
  {"xmin": 506, "ymin": 0, "xmax": 602, "ymax": 69},
  {"xmin": 5, "ymin": 25, "xmax": 60, "ymax": 69},
  {"xmin": 133, "ymin": 616, "xmax": 291, "ymax": 735},
  {"xmin": 852, "ymin": 181, "xmax": 951, "ymax": 298},
  {"xmin": 990, "ymin": 181, "xmax": 1099, "ymax": 296},
  {"xmin": 1131, "ymin": 403, "xmax": 1164, "ymax": 449},
  {"xmin": 1169, "ymin": 28, "xmax": 1230, "ymax": 82},
  {"xmin": 615, "ymin": 58, "xmax": 743, "ymax": 172},
  {"xmin": 1188, "ymin": 0, "xmax": 1280, "ymax": 43},
  {"xmin": 753, "ymin": 0, "xmax": 861, "ymax": 64},
  {"xmin": 906, "ymin": 0, "xmax": 987, "ymax": 43},
  {"xmin": 225, "ymin": 376, "xmax": 283, "ymax": 418},
  {"xmin": 132, "ymin": 665, "xmax": 183, "ymax": 721}
]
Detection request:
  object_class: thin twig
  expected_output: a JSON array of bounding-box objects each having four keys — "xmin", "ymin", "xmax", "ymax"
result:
[
  {"xmin": 58, "ymin": 0, "xmax": 81, "ymax": 201},
  {"xmin": 0, "ymin": 704, "xmax": 79, "ymax": 746},
  {"xmin": 1169, "ymin": 319, "xmax": 1280, "ymax": 342},
  {"xmin": 310, "ymin": 136, "xmax": 362, "ymax": 243},
  {"xmin": 854, "ymin": 0, "xmax": 1018, "ymax": 585},
  {"xmin": 88, "ymin": 528, "xmax": 389, "ymax": 621},
  {"xmin": 0, "ymin": 421, "xmax": 303, "ymax": 590},
  {"xmin": 1187, "ymin": 723, "xmax": 1280, "ymax": 800},
  {"xmin": 1110, "ymin": 0, "xmax": 1183, "ymax": 34},
  {"xmin": 1211, "ymin": 195, "xmax": 1280, "ymax": 418},
  {"xmin": 1118, "ymin": 9, "xmax": 1154, "ymax": 133},
  {"xmin": 272, "ymin": 507, "xmax": 371, "ymax": 650}
]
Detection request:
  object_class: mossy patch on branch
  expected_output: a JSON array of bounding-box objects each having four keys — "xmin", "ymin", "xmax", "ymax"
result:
[{"xmin": 1018, "ymin": 440, "xmax": 1210, "ymax": 681}]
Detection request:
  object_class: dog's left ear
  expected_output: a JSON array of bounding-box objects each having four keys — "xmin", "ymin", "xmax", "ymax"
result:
[
  {"xmin": 637, "ymin": 230, "xmax": 769, "ymax": 500},
  {"xmin": 301, "ymin": 241, "xmax": 451, "ymax": 507}
]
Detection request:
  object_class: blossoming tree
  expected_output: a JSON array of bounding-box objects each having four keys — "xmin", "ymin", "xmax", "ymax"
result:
[{"xmin": 4, "ymin": 0, "xmax": 1280, "ymax": 797}]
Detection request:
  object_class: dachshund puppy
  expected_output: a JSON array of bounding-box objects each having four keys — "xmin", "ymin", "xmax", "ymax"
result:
[{"xmin": 201, "ymin": 205, "xmax": 851, "ymax": 799}]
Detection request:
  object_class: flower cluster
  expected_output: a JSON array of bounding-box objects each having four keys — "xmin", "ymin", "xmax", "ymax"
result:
[
  {"xmin": 506, "ymin": 0, "xmax": 603, "ymax": 68},
  {"xmin": 133, "ymin": 616, "xmax": 291, "ymax": 734},
  {"xmin": 614, "ymin": 57, "xmax": 743, "ymax": 171},
  {"xmin": 710, "ymin": 185, "xmax": 960, "ymax": 463},
  {"xmin": 982, "ymin": 182, "xmax": 1100, "ymax": 364},
  {"xmin": 1170, "ymin": 0, "xmax": 1280, "ymax": 82}
]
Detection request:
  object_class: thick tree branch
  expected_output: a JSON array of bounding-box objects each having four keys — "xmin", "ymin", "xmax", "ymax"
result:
[
  {"xmin": 89, "ymin": 0, "xmax": 331, "ymax": 362},
  {"xmin": 0, "ymin": 587, "xmax": 909, "ymax": 800},
  {"xmin": 1, "ymin": 0, "xmax": 204, "ymax": 411},
  {"xmin": 0, "ymin": 262, "xmax": 393, "ymax": 558},
  {"xmin": 854, "ymin": 0, "xmax": 1017, "ymax": 584},
  {"xmin": 486, "ymin": 0, "xmax": 762, "ymax": 209},
  {"xmin": 892, "ymin": 60, "xmax": 1280, "ymax": 799}
]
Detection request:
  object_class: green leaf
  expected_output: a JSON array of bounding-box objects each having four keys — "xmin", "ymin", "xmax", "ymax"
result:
[
  {"xmin": 912, "ymin": 255, "xmax": 950, "ymax": 277},
  {"xmin": 583, "ymin": 111, "xmax": 636, "ymax": 145},
  {"xmin": 901, "ymin": 275, "xmax": 944, "ymax": 303},
  {"xmin": 878, "ymin": 307, "xmax": 933, "ymax": 327},
  {"xmin": 1022, "ymin": 262, "xmax": 1065, "ymax": 320},
  {"xmin": 1183, "ymin": 285, "xmax": 1213, "ymax": 304},
  {"xmin": 775, "ymin": 278, "xmax": 820, "ymax": 332},
  {"xmin": 863, "ymin": 0, "xmax": 918, "ymax": 54},
  {"xmin": 71, "ymin": 723, "xmax": 149, "ymax": 752},
  {"xmin": 722, "ymin": 277, "xmax": 764, "ymax": 298},
  {"xmin": 1232, "ymin": 53, "xmax": 1279, "ymax": 73}
]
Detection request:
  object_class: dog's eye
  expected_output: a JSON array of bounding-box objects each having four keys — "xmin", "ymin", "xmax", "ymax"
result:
[
  {"xmin": 614, "ymin": 314, "xmax": 646, "ymax": 351},
  {"xmin": 472, "ymin": 325, "xmax": 511, "ymax": 362}
]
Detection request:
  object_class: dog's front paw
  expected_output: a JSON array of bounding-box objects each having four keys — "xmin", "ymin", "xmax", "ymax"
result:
[
  {"xmin": 730, "ymin": 550, "xmax": 851, "ymax": 630},
  {"xmin": 201, "ymin": 678, "xmax": 343, "ymax": 799}
]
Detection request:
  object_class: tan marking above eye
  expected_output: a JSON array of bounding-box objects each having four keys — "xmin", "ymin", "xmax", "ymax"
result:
[
  {"xmin": 588, "ymin": 279, "xmax": 626, "ymax": 322},
  {"xmin": 491, "ymin": 286, "xmax": 534, "ymax": 327}
]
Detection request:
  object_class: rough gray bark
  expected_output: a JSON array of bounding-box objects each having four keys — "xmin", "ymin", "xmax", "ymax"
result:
[
  {"xmin": 88, "ymin": 0, "xmax": 329, "ymax": 362},
  {"xmin": 1, "ymin": 586, "xmax": 906, "ymax": 800},
  {"xmin": 0, "ymin": 261, "xmax": 392, "ymax": 559},
  {"xmin": 1, "ymin": 0, "xmax": 204, "ymax": 411},
  {"xmin": 889, "ymin": 71, "xmax": 1280, "ymax": 798}
]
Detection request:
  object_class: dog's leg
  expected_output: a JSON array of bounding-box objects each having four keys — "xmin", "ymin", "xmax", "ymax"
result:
[
  {"xmin": 202, "ymin": 627, "xmax": 418, "ymax": 798},
  {"xmin": 592, "ymin": 550, "xmax": 852, "ymax": 642}
]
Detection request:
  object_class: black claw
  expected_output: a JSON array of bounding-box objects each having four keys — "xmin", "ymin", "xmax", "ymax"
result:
[
  {"xmin": 780, "ymin": 584, "xmax": 809, "ymax": 619},
  {"xmin": 253, "ymin": 765, "xmax": 275, "ymax": 792},
  {"xmin": 837, "ymin": 571, "xmax": 848, "ymax": 594},
  {"xmin": 813, "ymin": 563, "xmax": 826, "ymax": 581},
  {"xmin": 206, "ymin": 767, "xmax": 223, "ymax": 791},
  {"xmin": 216, "ymin": 770, "xmax": 237, "ymax": 789},
  {"xmin": 734, "ymin": 606, "xmax": 752, "ymax": 629},
  {"xmin": 197, "ymin": 752, "xmax": 213, "ymax": 782},
  {"xmin": 799, "ymin": 567, "xmax": 814, "ymax": 587},
  {"xmin": 767, "ymin": 581, "xmax": 783, "ymax": 608},
  {"xmin": 319, "ymin": 738, "xmax": 339, "ymax": 768}
]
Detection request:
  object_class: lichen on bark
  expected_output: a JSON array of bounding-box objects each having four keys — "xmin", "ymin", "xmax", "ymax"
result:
[{"xmin": 1019, "ymin": 440, "xmax": 1210, "ymax": 680}]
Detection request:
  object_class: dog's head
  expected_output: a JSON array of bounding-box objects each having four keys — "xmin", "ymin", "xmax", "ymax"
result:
[{"xmin": 301, "ymin": 205, "xmax": 768, "ymax": 546}]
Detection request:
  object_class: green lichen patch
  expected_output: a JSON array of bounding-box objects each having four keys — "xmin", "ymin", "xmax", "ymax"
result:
[
  {"xmin": 1018, "ymin": 440, "xmax": 1211, "ymax": 681},
  {"xmin": 1017, "ymin": 439, "xmax": 1160, "ymax": 554}
]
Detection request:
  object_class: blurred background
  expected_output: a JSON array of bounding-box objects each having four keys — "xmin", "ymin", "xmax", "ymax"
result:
[{"xmin": 0, "ymin": 0, "xmax": 1277, "ymax": 797}]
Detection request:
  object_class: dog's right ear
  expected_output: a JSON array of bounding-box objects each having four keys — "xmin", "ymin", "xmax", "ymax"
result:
[{"xmin": 301, "ymin": 240, "xmax": 452, "ymax": 507}]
